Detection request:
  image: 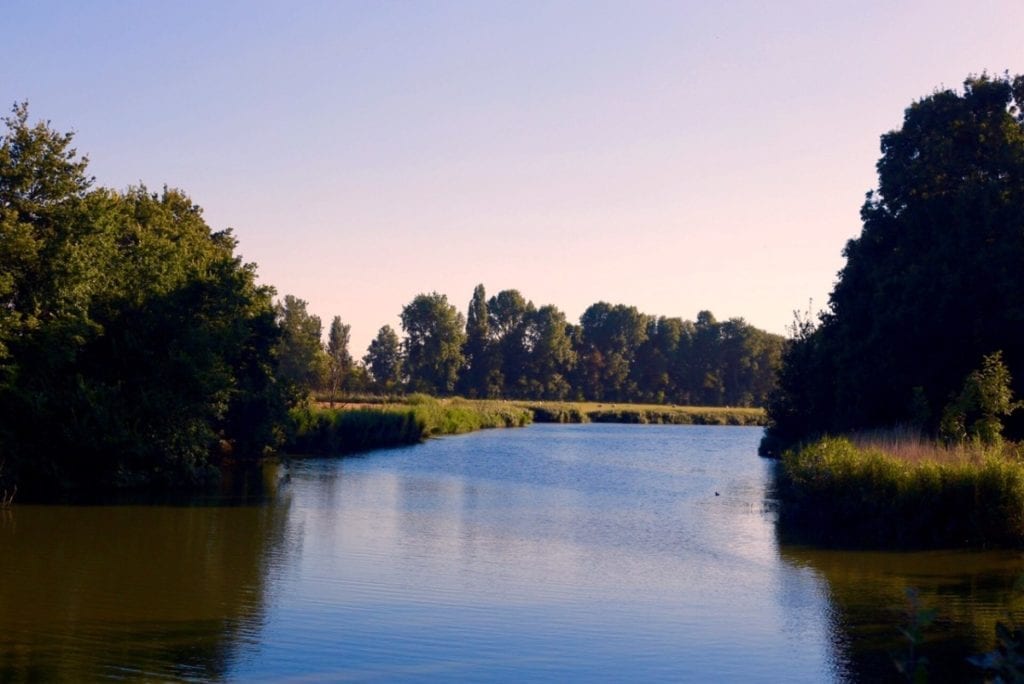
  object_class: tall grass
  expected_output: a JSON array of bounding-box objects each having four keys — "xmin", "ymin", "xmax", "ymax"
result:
[
  {"xmin": 285, "ymin": 396, "xmax": 532, "ymax": 456},
  {"xmin": 520, "ymin": 401, "xmax": 765, "ymax": 426},
  {"xmin": 776, "ymin": 437, "xmax": 1024, "ymax": 548}
]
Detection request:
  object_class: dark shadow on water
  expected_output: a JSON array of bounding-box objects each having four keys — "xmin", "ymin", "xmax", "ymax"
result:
[
  {"xmin": 0, "ymin": 461, "xmax": 292, "ymax": 681},
  {"xmin": 778, "ymin": 543, "xmax": 1024, "ymax": 682}
]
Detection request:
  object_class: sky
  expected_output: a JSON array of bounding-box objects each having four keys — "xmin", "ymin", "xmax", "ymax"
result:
[{"xmin": 5, "ymin": 1, "xmax": 1024, "ymax": 354}]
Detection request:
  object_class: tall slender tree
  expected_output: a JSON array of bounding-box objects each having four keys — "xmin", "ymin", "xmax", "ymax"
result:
[
  {"xmin": 326, "ymin": 315, "xmax": 352, "ymax": 405},
  {"xmin": 461, "ymin": 284, "xmax": 491, "ymax": 397}
]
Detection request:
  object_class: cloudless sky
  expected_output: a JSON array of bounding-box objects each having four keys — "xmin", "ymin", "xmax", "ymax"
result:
[{"xmin": 5, "ymin": 1, "xmax": 1023, "ymax": 353}]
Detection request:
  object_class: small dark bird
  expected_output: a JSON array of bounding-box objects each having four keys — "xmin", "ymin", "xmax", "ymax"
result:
[{"xmin": 714, "ymin": 491, "xmax": 719, "ymax": 496}]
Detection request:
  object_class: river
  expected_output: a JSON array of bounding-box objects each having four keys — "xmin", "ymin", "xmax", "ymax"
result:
[{"xmin": 1, "ymin": 424, "xmax": 1021, "ymax": 681}]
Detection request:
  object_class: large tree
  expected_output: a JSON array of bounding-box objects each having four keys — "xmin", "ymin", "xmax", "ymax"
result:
[
  {"xmin": 0, "ymin": 104, "xmax": 286, "ymax": 491},
  {"xmin": 487, "ymin": 289, "xmax": 535, "ymax": 396},
  {"xmin": 575, "ymin": 302, "xmax": 650, "ymax": 401},
  {"xmin": 364, "ymin": 324, "xmax": 402, "ymax": 391},
  {"xmin": 520, "ymin": 304, "xmax": 576, "ymax": 399},
  {"xmin": 763, "ymin": 74, "xmax": 1024, "ymax": 453},
  {"xmin": 325, "ymin": 315, "xmax": 352, "ymax": 403},
  {"xmin": 401, "ymin": 292, "xmax": 466, "ymax": 394},
  {"xmin": 275, "ymin": 295, "xmax": 327, "ymax": 400},
  {"xmin": 460, "ymin": 284, "xmax": 493, "ymax": 397}
]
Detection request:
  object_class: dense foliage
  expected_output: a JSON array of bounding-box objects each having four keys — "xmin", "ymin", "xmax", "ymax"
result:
[
  {"xmin": 0, "ymin": 104, "xmax": 287, "ymax": 493},
  {"xmin": 344, "ymin": 285, "xmax": 783, "ymax": 406},
  {"xmin": 763, "ymin": 74, "xmax": 1024, "ymax": 454}
]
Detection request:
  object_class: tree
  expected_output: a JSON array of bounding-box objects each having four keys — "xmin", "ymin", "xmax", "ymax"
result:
[
  {"xmin": 364, "ymin": 325, "xmax": 402, "ymax": 391},
  {"xmin": 401, "ymin": 293, "xmax": 466, "ymax": 394},
  {"xmin": 940, "ymin": 351, "xmax": 1022, "ymax": 445},
  {"xmin": 275, "ymin": 295, "xmax": 327, "ymax": 400},
  {"xmin": 460, "ymin": 284, "xmax": 493, "ymax": 397},
  {"xmin": 486, "ymin": 289, "xmax": 535, "ymax": 395},
  {"xmin": 521, "ymin": 304, "xmax": 576, "ymax": 399},
  {"xmin": 325, "ymin": 315, "xmax": 352, "ymax": 404},
  {"xmin": 575, "ymin": 302, "xmax": 649, "ymax": 401},
  {"xmin": 763, "ymin": 74, "xmax": 1024, "ymax": 453},
  {"xmin": 0, "ymin": 105, "xmax": 287, "ymax": 492},
  {"xmin": 0, "ymin": 102, "xmax": 93, "ymax": 366},
  {"xmin": 633, "ymin": 317, "xmax": 687, "ymax": 404}
]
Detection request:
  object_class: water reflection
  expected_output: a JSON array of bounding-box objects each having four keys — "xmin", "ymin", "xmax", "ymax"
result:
[
  {"xmin": 780, "ymin": 545, "xmax": 1024, "ymax": 681},
  {"xmin": 248, "ymin": 426, "xmax": 834, "ymax": 681},
  {"xmin": 0, "ymin": 464, "xmax": 290, "ymax": 681},
  {"xmin": 8, "ymin": 425, "xmax": 1024, "ymax": 681}
]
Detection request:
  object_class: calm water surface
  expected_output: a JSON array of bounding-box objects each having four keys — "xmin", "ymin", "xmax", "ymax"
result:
[{"xmin": 2, "ymin": 424, "xmax": 1023, "ymax": 681}]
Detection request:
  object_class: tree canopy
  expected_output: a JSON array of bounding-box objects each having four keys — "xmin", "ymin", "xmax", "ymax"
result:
[
  {"xmin": 762, "ymin": 74, "xmax": 1024, "ymax": 454},
  {"xmin": 387, "ymin": 285, "xmax": 782, "ymax": 406},
  {"xmin": 0, "ymin": 104, "xmax": 287, "ymax": 493},
  {"xmin": 401, "ymin": 292, "xmax": 466, "ymax": 395}
]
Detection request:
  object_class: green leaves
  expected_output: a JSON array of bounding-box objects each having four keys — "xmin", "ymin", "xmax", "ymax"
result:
[
  {"xmin": 0, "ymin": 105, "xmax": 287, "ymax": 493},
  {"xmin": 764, "ymin": 73, "xmax": 1024, "ymax": 453},
  {"xmin": 400, "ymin": 292, "xmax": 465, "ymax": 395}
]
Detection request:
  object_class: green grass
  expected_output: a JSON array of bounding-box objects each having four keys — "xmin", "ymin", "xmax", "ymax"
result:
[
  {"xmin": 287, "ymin": 395, "xmax": 763, "ymax": 458},
  {"xmin": 286, "ymin": 395, "xmax": 532, "ymax": 456},
  {"xmin": 777, "ymin": 436, "xmax": 1024, "ymax": 548},
  {"xmin": 516, "ymin": 401, "xmax": 765, "ymax": 426}
]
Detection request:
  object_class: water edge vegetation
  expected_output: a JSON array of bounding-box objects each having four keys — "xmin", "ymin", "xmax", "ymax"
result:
[{"xmin": 286, "ymin": 395, "xmax": 764, "ymax": 456}]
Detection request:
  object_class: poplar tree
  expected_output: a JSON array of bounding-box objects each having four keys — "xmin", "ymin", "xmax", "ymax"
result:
[{"xmin": 326, "ymin": 315, "xmax": 352, "ymax": 404}]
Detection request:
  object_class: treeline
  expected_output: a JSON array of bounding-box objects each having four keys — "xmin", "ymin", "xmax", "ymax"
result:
[
  {"xmin": 278, "ymin": 286, "xmax": 784, "ymax": 407},
  {"xmin": 762, "ymin": 74, "xmax": 1024, "ymax": 455},
  {"xmin": 0, "ymin": 103, "xmax": 780, "ymax": 495}
]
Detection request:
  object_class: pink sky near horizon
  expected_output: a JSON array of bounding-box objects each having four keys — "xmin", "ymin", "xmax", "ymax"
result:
[{"xmin": 5, "ymin": 1, "xmax": 1023, "ymax": 354}]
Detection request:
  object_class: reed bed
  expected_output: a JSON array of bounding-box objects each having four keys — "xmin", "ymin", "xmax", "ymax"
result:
[
  {"xmin": 518, "ymin": 401, "xmax": 765, "ymax": 426},
  {"xmin": 777, "ymin": 436, "xmax": 1024, "ymax": 548},
  {"xmin": 285, "ymin": 396, "xmax": 532, "ymax": 456}
]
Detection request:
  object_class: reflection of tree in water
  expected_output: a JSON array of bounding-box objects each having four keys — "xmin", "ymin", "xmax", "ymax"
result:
[
  {"xmin": 0, "ymin": 463, "xmax": 292, "ymax": 681},
  {"xmin": 779, "ymin": 545, "xmax": 1024, "ymax": 682}
]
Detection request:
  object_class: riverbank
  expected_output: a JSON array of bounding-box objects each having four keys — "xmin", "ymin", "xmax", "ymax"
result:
[
  {"xmin": 286, "ymin": 396, "xmax": 533, "ymax": 456},
  {"xmin": 520, "ymin": 401, "xmax": 764, "ymax": 426},
  {"xmin": 775, "ymin": 436, "xmax": 1024, "ymax": 548},
  {"xmin": 288, "ymin": 397, "xmax": 765, "ymax": 456}
]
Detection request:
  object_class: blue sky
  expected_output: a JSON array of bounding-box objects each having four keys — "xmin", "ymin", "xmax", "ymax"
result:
[{"xmin": 6, "ymin": 1, "xmax": 1024, "ymax": 353}]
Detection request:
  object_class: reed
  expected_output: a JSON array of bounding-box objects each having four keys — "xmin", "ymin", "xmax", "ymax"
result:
[
  {"xmin": 519, "ymin": 401, "xmax": 765, "ymax": 426},
  {"xmin": 776, "ymin": 436, "xmax": 1024, "ymax": 548},
  {"xmin": 285, "ymin": 396, "xmax": 532, "ymax": 456}
]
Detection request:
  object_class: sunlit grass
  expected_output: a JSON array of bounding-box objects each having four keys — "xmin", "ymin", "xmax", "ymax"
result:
[
  {"xmin": 286, "ymin": 395, "xmax": 532, "ymax": 456},
  {"xmin": 777, "ymin": 436, "xmax": 1024, "ymax": 548},
  {"xmin": 518, "ymin": 401, "xmax": 765, "ymax": 426}
]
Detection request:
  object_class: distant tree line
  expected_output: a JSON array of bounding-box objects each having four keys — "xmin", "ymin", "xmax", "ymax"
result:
[
  {"xmin": 762, "ymin": 74, "xmax": 1024, "ymax": 454},
  {"xmin": 277, "ymin": 286, "xmax": 784, "ymax": 407},
  {"xmin": 0, "ymin": 102, "xmax": 782, "ymax": 495}
]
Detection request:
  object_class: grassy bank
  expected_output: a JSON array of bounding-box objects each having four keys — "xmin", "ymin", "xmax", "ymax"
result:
[
  {"xmin": 288, "ymin": 396, "xmax": 763, "ymax": 458},
  {"xmin": 286, "ymin": 396, "xmax": 532, "ymax": 456},
  {"xmin": 776, "ymin": 436, "xmax": 1024, "ymax": 548},
  {"xmin": 519, "ymin": 401, "xmax": 765, "ymax": 426}
]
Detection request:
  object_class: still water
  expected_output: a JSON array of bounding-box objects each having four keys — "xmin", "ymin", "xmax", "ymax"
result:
[{"xmin": 2, "ymin": 424, "xmax": 1023, "ymax": 681}]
